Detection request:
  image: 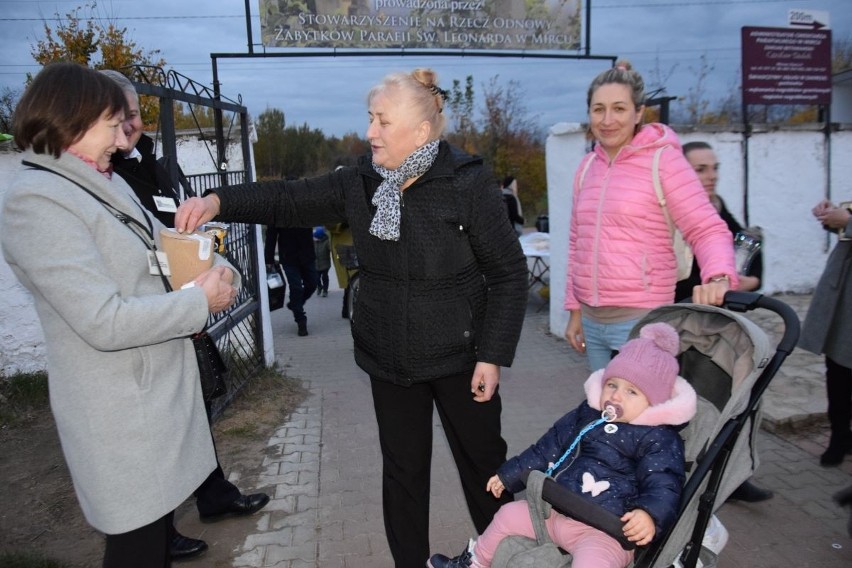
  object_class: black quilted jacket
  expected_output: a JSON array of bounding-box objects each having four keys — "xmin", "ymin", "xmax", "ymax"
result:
[{"xmin": 213, "ymin": 142, "xmax": 528, "ymax": 384}]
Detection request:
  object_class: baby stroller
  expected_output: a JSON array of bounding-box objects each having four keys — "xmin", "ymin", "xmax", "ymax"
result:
[{"xmin": 493, "ymin": 291, "xmax": 800, "ymax": 568}]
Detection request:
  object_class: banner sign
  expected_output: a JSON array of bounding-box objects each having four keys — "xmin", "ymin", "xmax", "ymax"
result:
[
  {"xmin": 259, "ymin": 0, "xmax": 581, "ymax": 51},
  {"xmin": 741, "ymin": 26, "xmax": 832, "ymax": 105}
]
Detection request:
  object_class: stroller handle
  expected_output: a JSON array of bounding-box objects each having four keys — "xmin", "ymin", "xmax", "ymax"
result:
[{"xmin": 722, "ymin": 291, "xmax": 801, "ymax": 356}]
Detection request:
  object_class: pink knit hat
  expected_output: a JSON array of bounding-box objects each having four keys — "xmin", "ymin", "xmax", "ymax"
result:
[{"xmin": 602, "ymin": 322, "xmax": 681, "ymax": 406}]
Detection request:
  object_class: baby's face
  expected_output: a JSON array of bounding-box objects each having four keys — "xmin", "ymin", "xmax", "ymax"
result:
[{"xmin": 600, "ymin": 377, "xmax": 650, "ymax": 423}]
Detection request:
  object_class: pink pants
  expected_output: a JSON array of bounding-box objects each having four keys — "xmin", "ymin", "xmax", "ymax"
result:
[{"xmin": 472, "ymin": 500, "xmax": 634, "ymax": 568}]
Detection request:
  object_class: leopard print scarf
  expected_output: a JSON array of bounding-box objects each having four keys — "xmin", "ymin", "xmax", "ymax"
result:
[{"xmin": 370, "ymin": 140, "xmax": 440, "ymax": 241}]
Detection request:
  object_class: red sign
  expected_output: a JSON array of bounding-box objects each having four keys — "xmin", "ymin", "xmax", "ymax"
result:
[{"xmin": 741, "ymin": 26, "xmax": 832, "ymax": 105}]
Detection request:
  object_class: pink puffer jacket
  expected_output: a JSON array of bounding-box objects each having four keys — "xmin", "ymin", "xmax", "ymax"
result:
[{"xmin": 564, "ymin": 123, "xmax": 738, "ymax": 311}]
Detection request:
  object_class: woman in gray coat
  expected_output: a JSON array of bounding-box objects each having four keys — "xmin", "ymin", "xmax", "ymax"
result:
[
  {"xmin": 800, "ymin": 199, "xmax": 852, "ymax": 466},
  {"xmin": 0, "ymin": 63, "xmax": 239, "ymax": 567}
]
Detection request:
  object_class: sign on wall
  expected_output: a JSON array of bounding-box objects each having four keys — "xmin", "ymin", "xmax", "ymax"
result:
[
  {"xmin": 259, "ymin": 0, "xmax": 581, "ymax": 51},
  {"xmin": 741, "ymin": 25, "xmax": 832, "ymax": 105}
]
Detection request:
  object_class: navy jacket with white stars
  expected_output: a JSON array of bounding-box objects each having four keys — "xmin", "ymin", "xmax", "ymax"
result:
[{"xmin": 497, "ymin": 371, "xmax": 697, "ymax": 541}]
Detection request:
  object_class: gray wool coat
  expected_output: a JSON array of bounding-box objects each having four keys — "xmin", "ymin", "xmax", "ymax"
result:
[
  {"xmin": 800, "ymin": 216, "xmax": 852, "ymax": 368},
  {"xmin": 0, "ymin": 150, "xmax": 235, "ymax": 534}
]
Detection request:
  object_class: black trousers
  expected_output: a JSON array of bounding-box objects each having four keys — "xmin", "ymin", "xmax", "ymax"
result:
[
  {"xmin": 171, "ymin": 400, "xmax": 241, "ymax": 534},
  {"xmin": 317, "ymin": 268, "xmax": 330, "ymax": 293},
  {"xmin": 195, "ymin": 400, "xmax": 241, "ymax": 516},
  {"xmin": 370, "ymin": 372, "xmax": 513, "ymax": 568},
  {"xmin": 826, "ymin": 356, "xmax": 852, "ymax": 445},
  {"xmin": 283, "ymin": 262, "xmax": 318, "ymax": 323},
  {"xmin": 103, "ymin": 511, "xmax": 172, "ymax": 568}
]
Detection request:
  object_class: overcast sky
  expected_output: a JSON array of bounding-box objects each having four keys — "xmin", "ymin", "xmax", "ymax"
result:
[{"xmin": 1, "ymin": 0, "xmax": 849, "ymax": 138}]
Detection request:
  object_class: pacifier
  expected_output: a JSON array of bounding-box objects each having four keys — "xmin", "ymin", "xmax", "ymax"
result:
[{"xmin": 602, "ymin": 402, "xmax": 622, "ymax": 422}]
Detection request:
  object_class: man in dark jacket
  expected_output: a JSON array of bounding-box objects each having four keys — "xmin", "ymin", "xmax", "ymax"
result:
[
  {"xmin": 105, "ymin": 69, "xmax": 269, "ymax": 561},
  {"xmin": 265, "ymin": 225, "xmax": 318, "ymax": 336}
]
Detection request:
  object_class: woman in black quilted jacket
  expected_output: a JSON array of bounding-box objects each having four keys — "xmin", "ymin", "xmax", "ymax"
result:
[{"xmin": 175, "ymin": 68, "xmax": 529, "ymax": 567}]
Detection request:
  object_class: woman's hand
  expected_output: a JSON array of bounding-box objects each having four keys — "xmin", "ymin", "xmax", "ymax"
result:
[
  {"xmin": 175, "ymin": 194, "xmax": 221, "ymax": 233},
  {"xmin": 486, "ymin": 475, "xmax": 505, "ymax": 498},
  {"xmin": 621, "ymin": 508, "xmax": 656, "ymax": 546},
  {"xmin": 814, "ymin": 202, "xmax": 851, "ymax": 231},
  {"xmin": 692, "ymin": 277, "xmax": 730, "ymax": 306},
  {"xmin": 471, "ymin": 362, "xmax": 500, "ymax": 402},
  {"xmin": 195, "ymin": 265, "xmax": 237, "ymax": 314},
  {"xmin": 736, "ymin": 274, "xmax": 760, "ymax": 292},
  {"xmin": 564, "ymin": 310, "xmax": 585, "ymax": 353}
]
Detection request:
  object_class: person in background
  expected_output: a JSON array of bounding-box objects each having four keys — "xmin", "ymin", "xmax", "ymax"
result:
[
  {"xmin": 674, "ymin": 141, "xmax": 762, "ymax": 302},
  {"xmin": 800, "ymin": 198, "xmax": 852, "ymax": 466},
  {"xmin": 327, "ymin": 220, "xmax": 356, "ymax": 318},
  {"xmin": 563, "ymin": 60, "xmax": 738, "ymax": 373},
  {"xmin": 314, "ymin": 226, "xmax": 332, "ymax": 297},
  {"xmin": 103, "ymin": 69, "xmax": 270, "ymax": 560},
  {"xmin": 2, "ymin": 62, "xmax": 239, "ymax": 568},
  {"xmin": 174, "ymin": 68, "xmax": 528, "ymax": 567},
  {"xmin": 265, "ymin": 225, "xmax": 318, "ymax": 336},
  {"xmin": 429, "ymin": 323, "xmax": 697, "ymax": 568},
  {"xmin": 674, "ymin": 140, "xmax": 772, "ymax": 503},
  {"xmin": 501, "ymin": 175, "xmax": 524, "ymax": 237}
]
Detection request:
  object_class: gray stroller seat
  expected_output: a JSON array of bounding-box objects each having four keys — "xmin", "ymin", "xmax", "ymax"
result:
[{"xmin": 491, "ymin": 293, "xmax": 798, "ymax": 568}]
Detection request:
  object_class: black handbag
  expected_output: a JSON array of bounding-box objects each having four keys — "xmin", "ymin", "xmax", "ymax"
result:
[
  {"xmin": 191, "ymin": 331, "xmax": 228, "ymax": 401},
  {"xmin": 267, "ymin": 263, "xmax": 287, "ymax": 311}
]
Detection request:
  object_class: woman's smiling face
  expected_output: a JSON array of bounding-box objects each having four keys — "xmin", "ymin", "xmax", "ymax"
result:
[
  {"xmin": 589, "ymin": 83, "xmax": 644, "ymax": 159},
  {"xmin": 67, "ymin": 109, "xmax": 128, "ymax": 171}
]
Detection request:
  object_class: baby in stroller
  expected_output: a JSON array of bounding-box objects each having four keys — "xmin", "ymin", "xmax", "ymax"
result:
[{"xmin": 429, "ymin": 322, "xmax": 697, "ymax": 568}]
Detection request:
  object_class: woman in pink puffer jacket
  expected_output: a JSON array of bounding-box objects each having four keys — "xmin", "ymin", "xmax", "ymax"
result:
[{"xmin": 564, "ymin": 61, "xmax": 738, "ymax": 371}]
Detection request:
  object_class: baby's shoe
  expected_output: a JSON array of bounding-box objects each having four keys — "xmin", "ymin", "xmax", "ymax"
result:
[{"xmin": 427, "ymin": 538, "xmax": 476, "ymax": 568}]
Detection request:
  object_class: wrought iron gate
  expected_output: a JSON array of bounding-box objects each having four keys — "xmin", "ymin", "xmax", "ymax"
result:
[{"xmin": 126, "ymin": 65, "xmax": 265, "ymax": 418}]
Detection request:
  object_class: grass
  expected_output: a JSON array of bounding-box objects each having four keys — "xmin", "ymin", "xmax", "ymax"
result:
[
  {"xmin": 0, "ymin": 371, "xmax": 50, "ymax": 428},
  {"xmin": 0, "ymin": 552, "xmax": 81, "ymax": 568},
  {"xmin": 215, "ymin": 365, "xmax": 309, "ymax": 439}
]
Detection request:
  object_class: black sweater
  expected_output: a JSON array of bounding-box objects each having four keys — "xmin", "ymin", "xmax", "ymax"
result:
[{"xmin": 213, "ymin": 142, "xmax": 529, "ymax": 384}]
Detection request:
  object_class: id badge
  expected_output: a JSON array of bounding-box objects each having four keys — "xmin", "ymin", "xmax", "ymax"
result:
[
  {"xmin": 153, "ymin": 196, "xmax": 177, "ymax": 213},
  {"xmin": 147, "ymin": 250, "xmax": 172, "ymax": 276}
]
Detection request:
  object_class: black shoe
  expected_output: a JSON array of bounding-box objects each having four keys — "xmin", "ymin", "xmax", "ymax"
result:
[
  {"xmin": 170, "ymin": 534, "xmax": 208, "ymax": 560},
  {"xmin": 297, "ymin": 320, "xmax": 308, "ymax": 336},
  {"xmin": 199, "ymin": 493, "xmax": 271, "ymax": 523},
  {"xmin": 821, "ymin": 439, "xmax": 852, "ymax": 466},
  {"xmin": 726, "ymin": 480, "xmax": 774, "ymax": 503}
]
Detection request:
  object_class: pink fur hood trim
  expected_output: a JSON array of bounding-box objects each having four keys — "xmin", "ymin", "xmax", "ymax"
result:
[{"xmin": 584, "ymin": 369, "xmax": 697, "ymax": 427}]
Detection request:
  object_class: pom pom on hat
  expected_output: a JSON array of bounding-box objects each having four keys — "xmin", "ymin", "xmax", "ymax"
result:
[
  {"xmin": 601, "ymin": 322, "xmax": 680, "ymax": 406},
  {"xmin": 313, "ymin": 227, "xmax": 326, "ymax": 239}
]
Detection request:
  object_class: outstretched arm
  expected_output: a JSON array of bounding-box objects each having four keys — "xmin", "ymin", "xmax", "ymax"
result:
[{"xmin": 175, "ymin": 194, "xmax": 221, "ymax": 233}]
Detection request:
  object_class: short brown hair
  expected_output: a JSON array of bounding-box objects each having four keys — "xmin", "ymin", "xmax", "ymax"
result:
[{"xmin": 14, "ymin": 62, "xmax": 128, "ymax": 157}]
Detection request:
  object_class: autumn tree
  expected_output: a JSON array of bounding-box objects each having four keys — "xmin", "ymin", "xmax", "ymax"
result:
[
  {"xmin": 0, "ymin": 87, "xmax": 19, "ymax": 134},
  {"xmin": 445, "ymin": 76, "xmax": 477, "ymax": 153},
  {"xmin": 30, "ymin": 2, "xmax": 167, "ymax": 125},
  {"xmin": 253, "ymin": 108, "xmax": 288, "ymax": 180},
  {"xmin": 477, "ymin": 76, "xmax": 547, "ymax": 220},
  {"xmin": 174, "ymin": 102, "xmax": 218, "ymax": 130},
  {"xmin": 833, "ymin": 34, "xmax": 852, "ymax": 72}
]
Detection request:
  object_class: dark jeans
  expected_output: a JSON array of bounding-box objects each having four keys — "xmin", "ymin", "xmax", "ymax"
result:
[
  {"xmin": 283, "ymin": 262, "xmax": 318, "ymax": 322},
  {"xmin": 103, "ymin": 511, "xmax": 172, "ymax": 568},
  {"xmin": 370, "ymin": 372, "xmax": 513, "ymax": 567},
  {"xmin": 317, "ymin": 269, "xmax": 330, "ymax": 293}
]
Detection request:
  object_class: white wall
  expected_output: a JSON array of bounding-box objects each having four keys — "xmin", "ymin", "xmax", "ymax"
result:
[{"xmin": 545, "ymin": 124, "xmax": 852, "ymax": 336}]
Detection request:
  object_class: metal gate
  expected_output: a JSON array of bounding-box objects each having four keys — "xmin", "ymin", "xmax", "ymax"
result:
[{"xmin": 126, "ymin": 65, "xmax": 265, "ymax": 418}]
